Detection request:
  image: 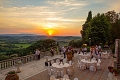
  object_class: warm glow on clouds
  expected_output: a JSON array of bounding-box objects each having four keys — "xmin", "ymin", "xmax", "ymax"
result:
[{"xmin": 0, "ymin": 0, "xmax": 120, "ymax": 36}]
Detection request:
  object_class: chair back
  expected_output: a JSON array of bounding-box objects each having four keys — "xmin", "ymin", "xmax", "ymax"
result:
[
  {"xmin": 51, "ymin": 60, "xmax": 54, "ymax": 64},
  {"xmin": 50, "ymin": 75, "xmax": 56, "ymax": 80},
  {"xmin": 74, "ymin": 78, "xmax": 78, "ymax": 80},
  {"xmin": 63, "ymin": 58, "xmax": 67, "ymax": 63},
  {"xmin": 63, "ymin": 74, "xmax": 69, "ymax": 79}
]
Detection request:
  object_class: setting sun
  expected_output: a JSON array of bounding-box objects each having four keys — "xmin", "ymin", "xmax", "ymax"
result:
[{"xmin": 47, "ymin": 30, "xmax": 54, "ymax": 36}]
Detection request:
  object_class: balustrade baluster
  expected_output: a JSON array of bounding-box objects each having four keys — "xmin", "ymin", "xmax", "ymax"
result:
[
  {"xmin": 0, "ymin": 53, "xmax": 46, "ymax": 70},
  {"xmin": 0, "ymin": 62, "xmax": 1, "ymax": 70},
  {"xmin": 5, "ymin": 61, "xmax": 7, "ymax": 68}
]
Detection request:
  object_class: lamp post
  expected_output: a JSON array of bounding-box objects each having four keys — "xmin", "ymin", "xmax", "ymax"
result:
[{"xmin": 89, "ymin": 38, "xmax": 91, "ymax": 46}]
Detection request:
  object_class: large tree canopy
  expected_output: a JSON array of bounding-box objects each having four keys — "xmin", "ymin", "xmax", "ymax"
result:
[
  {"xmin": 85, "ymin": 13, "xmax": 111, "ymax": 45},
  {"xmin": 105, "ymin": 10, "xmax": 120, "ymax": 42}
]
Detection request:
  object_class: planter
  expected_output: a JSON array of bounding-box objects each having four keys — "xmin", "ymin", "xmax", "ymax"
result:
[{"xmin": 5, "ymin": 73, "xmax": 19, "ymax": 80}]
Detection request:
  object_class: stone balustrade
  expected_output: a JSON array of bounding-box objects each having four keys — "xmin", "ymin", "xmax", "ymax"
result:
[{"xmin": 0, "ymin": 51, "xmax": 51, "ymax": 70}]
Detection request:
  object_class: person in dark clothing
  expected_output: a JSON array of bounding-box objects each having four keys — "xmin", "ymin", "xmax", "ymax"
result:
[{"xmin": 50, "ymin": 48, "xmax": 54, "ymax": 56}]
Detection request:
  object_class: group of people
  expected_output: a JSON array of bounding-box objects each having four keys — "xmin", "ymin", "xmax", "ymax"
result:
[
  {"xmin": 35, "ymin": 47, "xmax": 56, "ymax": 60},
  {"xmin": 60, "ymin": 46, "xmax": 74, "ymax": 58},
  {"xmin": 89, "ymin": 45, "xmax": 102, "ymax": 60}
]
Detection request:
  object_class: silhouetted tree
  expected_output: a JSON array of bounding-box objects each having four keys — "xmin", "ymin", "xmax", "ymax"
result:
[{"xmin": 81, "ymin": 11, "xmax": 92, "ymax": 43}]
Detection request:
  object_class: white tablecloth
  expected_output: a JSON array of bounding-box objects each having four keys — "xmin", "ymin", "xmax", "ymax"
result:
[
  {"xmin": 52, "ymin": 63, "xmax": 70, "ymax": 68},
  {"xmin": 101, "ymin": 52, "xmax": 109, "ymax": 58},
  {"xmin": 81, "ymin": 59, "xmax": 97, "ymax": 68},
  {"xmin": 77, "ymin": 53, "xmax": 90, "ymax": 59}
]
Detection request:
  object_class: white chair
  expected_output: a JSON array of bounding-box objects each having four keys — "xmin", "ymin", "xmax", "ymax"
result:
[
  {"xmin": 56, "ymin": 59, "xmax": 60, "ymax": 63},
  {"xmin": 67, "ymin": 65, "xmax": 74, "ymax": 76},
  {"xmin": 51, "ymin": 60, "xmax": 54, "ymax": 64},
  {"xmin": 74, "ymin": 77, "xmax": 78, "ymax": 80},
  {"xmin": 50, "ymin": 75, "xmax": 56, "ymax": 80},
  {"xmin": 56, "ymin": 68, "xmax": 61, "ymax": 77},
  {"xmin": 96, "ymin": 62, "xmax": 101, "ymax": 70},
  {"xmin": 89, "ymin": 63, "xmax": 96, "ymax": 71},
  {"xmin": 63, "ymin": 74, "xmax": 69, "ymax": 79},
  {"xmin": 61, "ymin": 67, "xmax": 67, "ymax": 77},
  {"xmin": 48, "ymin": 62, "xmax": 54, "ymax": 76},
  {"xmin": 69, "ymin": 60, "xmax": 72, "ymax": 66},
  {"xmin": 77, "ymin": 59, "xmax": 81, "ymax": 68},
  {"xmin": 69, "ymin": 60, "xmax": 74, "ymax": 66},
  {"xmin": 63, "ymin": 58, "xmax": 67, "ymax": 64},
  {"xmin": 79, "ymin": 62, "xmax": 86, "ymax": 70},
  {"xmin": 98, "ymin": 59, "xmax": 101, "ymax": 63}
]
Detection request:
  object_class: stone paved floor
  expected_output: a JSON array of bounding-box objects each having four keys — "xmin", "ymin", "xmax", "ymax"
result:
[{"xmin": 26, "ymin": 54, "xmax": 120, "ymax": 80}]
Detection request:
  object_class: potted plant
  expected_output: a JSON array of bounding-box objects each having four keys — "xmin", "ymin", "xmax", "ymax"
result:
[
  {"xmin": 66, "ymin": 50, "xmax": 74, "ymax": 61},
  {"xmin": 113, "ymin": 69, "xmax": 120, "ymax": 76},
  {"xmin": 5, "ymin": 71, "xmax": 19, "ymax": 80}
]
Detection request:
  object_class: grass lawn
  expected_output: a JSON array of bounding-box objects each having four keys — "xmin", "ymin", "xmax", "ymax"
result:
[{"xmin": 14, "ymin": 44, "xmax": 31, "ymax": 48}]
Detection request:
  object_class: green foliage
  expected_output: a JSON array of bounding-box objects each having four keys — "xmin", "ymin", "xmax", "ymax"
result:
[
  {"xmin": 68, "ymin": 39, "xmax": 83, "ymax": 48},
  {"xmin": 0, "ymin": 54, "xmax": 10, "ymax": 61},
  {"xmin": 84, "ymin": 13, "xmax": 111, "ymax": 45},
  {"xmin": 25, "ymin": 39, "xmax": 57, "ymax": 54},
  {"xmin": 105, "ymin": 10, "xmax": 120, "ymax": 42},
  {"xmin": 81, "ymin": 11, "xmax": 92, "ymax": 43},
  {"xmin": 7, "ymin": 71, "xmax": 15, "ymax": 74},
  {"xmin": 110, "ymin": 43, "xmax": 115, "ymax": 54}
]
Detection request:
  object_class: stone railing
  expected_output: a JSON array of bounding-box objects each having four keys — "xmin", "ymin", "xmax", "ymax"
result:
[
  {"xmin": 114, "ymin": 39, "xmax": 120, "ymax": 69},
  {"xmin": 0, "ymin": 51, "xmax": 51, "ymax": 70}
]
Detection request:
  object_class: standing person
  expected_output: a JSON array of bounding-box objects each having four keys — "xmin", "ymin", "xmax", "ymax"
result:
[
  {"xmin": 90, "ymin": 46, "xmax": 94, "ymax": 58},
  {"xmin": 35, "ymin": 49, "xmax": 40, "ymax": 60},
  {"xmin": 98, "ymin": 45, "xmax": 102, "ymax": 52},
  {"xmin": 63, "ymin": 46, "xmax": 67, "ymax": 58},
  {"xmin": 59, "ymin": 47, "xmax": 62, "ymax": 55},
  {"xmin": 50, "ymin": 47, "xmax": 54, "ymax": 56}
]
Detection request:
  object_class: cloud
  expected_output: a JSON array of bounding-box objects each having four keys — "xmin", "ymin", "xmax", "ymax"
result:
[{"xmin": 106, "ymin": 1, "xmax": 120, "ymax": 12}]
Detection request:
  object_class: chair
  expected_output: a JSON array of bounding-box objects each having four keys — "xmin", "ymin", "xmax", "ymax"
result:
[
  {"xmin": 51, "ymin": 60, "xmax": 54, "ymax": 64},
  {"xmin": 89, "ymin": 63, "xmax": 96, "ymax": 71},
  {"xmin": 50, "ymin": 75, "xmax": 56, "ymax": 80},
  {"xmin": 56, "ymin": 68, "xmax": 61, "ymax": 77},
  {"xmin": 48, "ymin": 64, "xmax": 55, "ymax": 76},
  {"xmin": 56, "ymin": 59, "xmax": 60, "ymax": 64},
  {"xmin": 77, "ymin": 59, "xmax": 81, "ymax": 68},
  {"xmin": 74, "ymin": 78, "xmax": 78, "ymax": 80},
  {"xmin": 63, "ymin": 58, "xmax": 67, "ymax": 64},
  {"xmin": 96, "ymin": 62, "xmax": 101, "ymax": 70},
  {"xmin": 67, "ymin": 65, "xmax": 74, "ymax": 76},
  {"xmin": 79, "ymin": 62, "xmax": 86, "ymax": 70},
  {"xmin": 61, "ymin": 67, "xmax": 67, "ymax": 77},
  {"xmin": 69, "ymin": 60, "xmax": 74, "ymax": 66},
  {"xmin": 69, "ymin": 60, "xmax": 72, "ymax": 65},
  {"xmin": 63, "ymin": 74, "xmax": 69, "ymax": 79}
]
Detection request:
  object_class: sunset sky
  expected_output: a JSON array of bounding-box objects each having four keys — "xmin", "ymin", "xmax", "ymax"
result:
[{"xmin": 0, "ymin": 0, "xmax": 120, "ymax": 36}]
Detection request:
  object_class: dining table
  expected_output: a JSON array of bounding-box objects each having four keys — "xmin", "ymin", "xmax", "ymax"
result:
[
  {"xmin": 77, "ymin": 53, "xmax": 91, "ymax": 59},
  {"xmin": 81, "ymin": 59, "xmax": 97, "ymax": 68}
]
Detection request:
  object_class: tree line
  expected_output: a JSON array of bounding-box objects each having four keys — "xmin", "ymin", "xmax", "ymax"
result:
[{"xmin": 80, "ymin": 10, "xmax": 120, "ymax": 46}]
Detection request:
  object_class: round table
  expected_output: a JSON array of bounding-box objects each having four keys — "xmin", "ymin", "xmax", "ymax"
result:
[
  {"xmin": 78, "ymin": 53, "xmax": 90, "ymax": 59},
  {"xmin": 81, "ymin": 59, "xmax": 97, "ymax": 68},
  {"xmin": 101, "ymin": 52, "xmax": 109, "ymax": 58},
  {"xmin": 52, "ymin": 63, "xmax": 70, "ymax": 77},
  {"xmin": 52, "ymin": 63, "xmax": 69, "ymax": 68}
]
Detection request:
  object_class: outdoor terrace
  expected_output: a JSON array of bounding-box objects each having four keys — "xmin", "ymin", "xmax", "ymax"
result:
[{"xmin": 0, "ymin": 50, "xmax": 120, "ymax": 80}]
